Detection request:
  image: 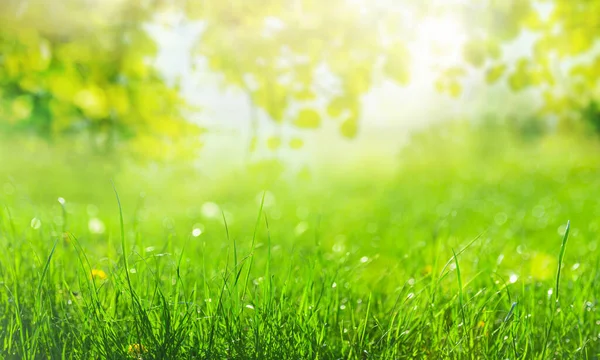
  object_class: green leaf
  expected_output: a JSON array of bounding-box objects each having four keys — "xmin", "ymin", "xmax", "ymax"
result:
[
  {"xmin": 327, "ymin": 96, "xmax": 349, "ymax": 118},
  {"xmin": 485, "ymin": 64, "xmax": 506, "ymax": 84},
  {"xmin": 463, "ymin": 40, "xmax": 487, "ymax": 68},
  {"xmin": 289, "ymin": 138, "xmax": 304, "ymax": 149},
  {"xmin": 340, "ymin": 115, "xmax": 358, "ymax": 138}
]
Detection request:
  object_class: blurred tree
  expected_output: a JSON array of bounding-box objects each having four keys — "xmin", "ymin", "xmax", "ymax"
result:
[
  {"xmin": 193, "ymin": 0, "xmax": 414, "ymax": 150},
  {"xmin": 444, "ymin": 0, "xmax": 600, "ymax": 131},
  {"xmin": 0, "ymin": 0, "xmax": 202, "ymax": 160},
  {"xmin": 3, "ymin": 0, "xmax": 600, "ymax": 157}
]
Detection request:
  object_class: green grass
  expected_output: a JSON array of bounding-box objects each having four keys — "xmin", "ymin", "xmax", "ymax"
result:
[{"xmin": 1, "ymin": 126, "xmax": 600, "ymax": 359}]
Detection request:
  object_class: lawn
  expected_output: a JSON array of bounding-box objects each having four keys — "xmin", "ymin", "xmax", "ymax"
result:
[{"xmin": 1, "ymin": 125, "xmax": 599, "ymax": 359}]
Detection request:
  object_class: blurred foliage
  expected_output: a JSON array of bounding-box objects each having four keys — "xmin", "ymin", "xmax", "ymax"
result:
[
  {"xmin": 194, "ymin": 0, "xmax": 600, "ymax": 145},
  {"xmin": 2, "ymin": 0, "xmax": 600, "ymax": 156},
  {"xmin": 0, "ymin": 0, "xmax": 202, "ymax": 160},
  {"xmin": 449, "ymin": 0, "xmax": 600, "ymax": 128},
  {"xmin": 195, "ymin": 0, "xmax": 414, "ymax": 144}
]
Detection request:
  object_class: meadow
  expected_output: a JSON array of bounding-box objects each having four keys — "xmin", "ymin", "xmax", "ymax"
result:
[{"xmin": 1, "ymin": 123, "xmax": 600, "ymax": 359}]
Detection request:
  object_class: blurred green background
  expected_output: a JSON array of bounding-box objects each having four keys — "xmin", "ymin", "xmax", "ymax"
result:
[
  {"xmin": 2, "ymin": 0, "xmax": 600, "ymax": 252},
  {"xmin": 2, "ymin": 0, "xmax": 600, "ymax": 206},
  {"xmin": 2, "ymin": 0, "xmax": 600, "ymax": 289},
  {"xmin": 3, "ymin": 2, "xmax": 600, "ymax": 357}
]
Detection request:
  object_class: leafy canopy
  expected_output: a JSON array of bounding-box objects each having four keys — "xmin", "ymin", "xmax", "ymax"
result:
[
  {"xmin": 1, "ymin": 0, "xmax": 599, "ymax": 155},
  {"xmin": 0, "ymin": 0, "xmax": 201, "ymax": 160}
]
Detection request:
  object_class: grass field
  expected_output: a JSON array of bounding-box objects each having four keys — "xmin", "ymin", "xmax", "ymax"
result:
[{"xmin": 1, "ymin": 124, "xmax": 600, "ymax": 359}]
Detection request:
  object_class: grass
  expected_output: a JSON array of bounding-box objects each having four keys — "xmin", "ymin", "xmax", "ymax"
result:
[{"xmin": 0, "ymin": 125, "xmax": 599, "ymax": 359}]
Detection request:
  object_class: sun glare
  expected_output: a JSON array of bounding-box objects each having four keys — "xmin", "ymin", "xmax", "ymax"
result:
[{"xmin": 412, "ymin": 16, "xmax": 467, "ymax": 69}]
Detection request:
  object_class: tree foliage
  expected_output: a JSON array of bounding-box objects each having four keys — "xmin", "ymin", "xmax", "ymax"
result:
[
  {"xmin": 2, "ymin": 0, "xmax": 600, "ymax": 156},
  {"xmin": 0, "ymin": 0, "xmax": 201, "ymax": 159},
  {"xmin": 445, "ymin": 0, "xmax": 600, "ymax": 129},
  {"xmin": 195, "ymin": 0, "xmax": 415, "ymax": 145}
]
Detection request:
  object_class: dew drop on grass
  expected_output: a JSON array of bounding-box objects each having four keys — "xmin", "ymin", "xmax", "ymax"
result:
[
  {"xmin": 192, "ymin": 228, "xmax": 203, "ymax": 237},
  {"xmin": 88, "ymin": 218, "xmax": 105, "ymax": 234},
  {"xmin": 57, "ymin": 197, "xmax": 66, "ymax": 205},
  {"xmin": 509, "ymin": 274, "xmax": 518, "ymax": 283},
  {"xmin": 532, "ymin": 205, "xmax": 545, "ymax": 218},
  {"xmin": 494, "ymin": 212, "xmax": 507, "ymax": 225},
  {"xmin": 497, "ymin": 254, "xmax": 504, "ymax": 265},
  {"xmin": 332, "ymin": 235, "xmax": 346, "ymax": 253},
  {"xmin": 201, "ymin": 202, "xmax": 220, "ymax": 219},
  {"xmin": 572, "ymin": 263, "xmax": 580, "ymax": 270},
  {"xmin": 360, "ymin": 256, "xmax": 369, "ymax": 263},
  {"xmin": 339, "ymin": 305, "xmax": 346, "ymax": 310},
  {"xmin": 30, "ymin": 217, "xmax": 41, "ymax": 230},
  {"xmin": 129, "ymin": 268, "xmax": 137, "ymax": 274},
  {"xmin": 295, "ymin": 222, "xmax": 308, "ymax": 236},
  {"xmin": 557, "ymin": 224, "xmax": 568, "ymax": 236}
]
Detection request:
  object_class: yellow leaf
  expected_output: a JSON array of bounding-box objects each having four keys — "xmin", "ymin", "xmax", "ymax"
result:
[
  {"xmin": 463, "ymin": 41, "xmax": 486, "ymax": 68},
  {"xmin": 340, "ymin": 115, "xmax": 358, "ymax": 138},
  {"xmin": 294, "ymin": 88, "xmax": 316, "ymax": 101},
  {"xmin": 485, "ymin": 64, "xmax": 506, "ymax": 84},
  {"xmin": 447, "ymin": 82, "xmax": 462, "ymax": 98},
  {"xmin": 327, "ymin": 96, "xmax": 348, "ymax": 118},
  {"xmin": 289, "ymin": 138, "xmax": 304, "ymax": 149},
  {"xmin": 107, "ymin": 86, "xmax": 130, "ymax": 116},
  {"xmin": 294, "ymin": 109, "xmax": 321, "ymax": 129},
  {"xmin": 48, "ymin": 72, "xmax": 82, "ymax": 101},
  {"xmin": 11, "ymin": 96, "xmax": 34, "ymax": 122},
  {"xmin": 74, "ymin": 86, "xmax": 109, "ymax": 119},
  {"xmin": 508, "ymin": 73, "xmax": 526, "ymax": 91}
]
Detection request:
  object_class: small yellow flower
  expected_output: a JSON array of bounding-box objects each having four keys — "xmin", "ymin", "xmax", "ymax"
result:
[
  {"xmin": 128, "ymin": 343, "xmax": 147, "ymax": 358},
  {"xmin": 91, "ymin": 269, "xmax": 107, "ymax": 281},
  {"xmin": 62, "ymin": 232, "xmax": 71, "ymax": 244},
  {"xmin": 477, "ymin": 320, "xmax": 485, "ymax": 328},
  {"xmin": 421, "ymin": 264, "xmax": 433, "ymax": 276}
]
